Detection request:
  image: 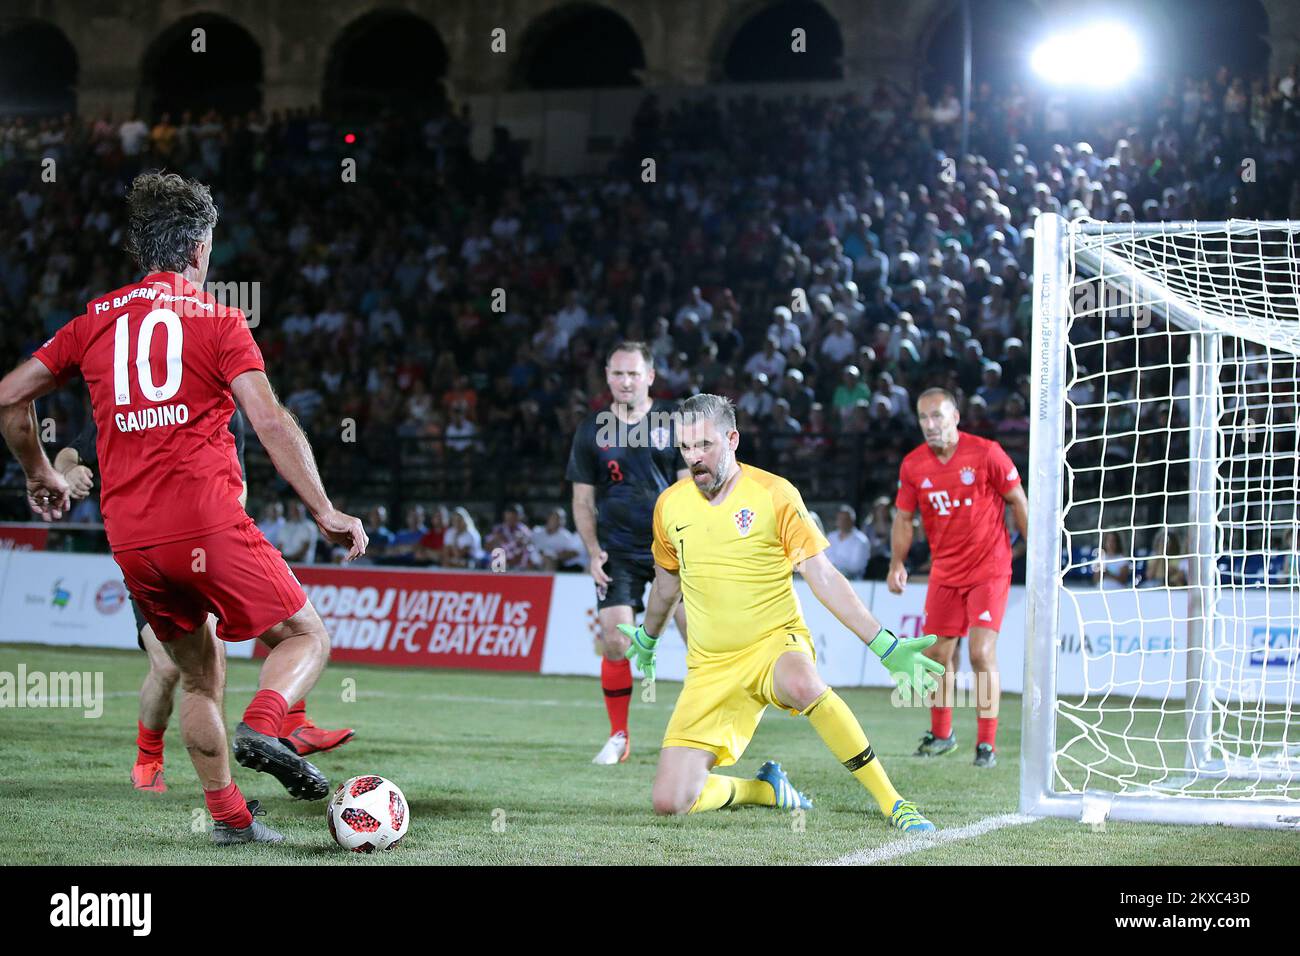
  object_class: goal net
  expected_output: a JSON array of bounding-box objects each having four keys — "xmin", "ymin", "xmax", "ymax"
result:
[{"xmin": 1025, "ymin": 214, "xmax": 1300, "ymax": 829}]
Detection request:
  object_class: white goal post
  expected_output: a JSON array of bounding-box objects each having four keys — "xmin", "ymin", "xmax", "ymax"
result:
[{"xmin": 1024, "ymin": 213, "xmax": 1300, "ymax": 830}]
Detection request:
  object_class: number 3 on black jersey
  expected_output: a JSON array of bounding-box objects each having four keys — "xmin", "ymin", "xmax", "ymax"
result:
[{"xmin": 606, "ymin": 459, "xmax": 624, "ymax": 483}]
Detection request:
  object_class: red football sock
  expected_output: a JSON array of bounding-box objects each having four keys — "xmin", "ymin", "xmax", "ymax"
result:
[
  {"xmin": 601, "ymin": 658, "xmax": 633, "ymax": 736},
  {"xmin": 977, "ymin": 716, "xmax": 998, "ymax": 749},
  {"xmin": 280, "ymin": 699, "xmax": 308, "ymax": 735},
  {"xmin": 135, "ymin": 720, "xmax": 165, "ymax": 765},
  {"xmin": 204, "ymin": 780, "xmax": 252, "ymax": 829},
  {"xmin": 242, "ymin": 689, "xmax": 288, "ymax": 737},
  {"xmin": 931, "ymin": 706, "xmax": 953, "ymax": 739}
]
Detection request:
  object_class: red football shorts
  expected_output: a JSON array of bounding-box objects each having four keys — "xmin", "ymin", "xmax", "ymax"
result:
[
  {"xmin": 923, "ymin": 574, "xmax": 1012, "ymax": 637},
  {"xmin": 113, "ymin": 517, "xmax": 307, "ymax": 643}
]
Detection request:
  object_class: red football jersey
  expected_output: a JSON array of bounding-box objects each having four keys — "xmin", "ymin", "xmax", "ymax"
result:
[
  {"xmin": 34, "ymin": 273, "xmax": 264, "ymax": 551},
  {"xmin": 895, "ymin": 431, "xmax": 1021, "ymax": 587}
]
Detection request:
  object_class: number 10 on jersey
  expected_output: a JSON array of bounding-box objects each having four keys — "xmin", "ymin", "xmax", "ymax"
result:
[{"xmin": 114, "ymin": 309, "xmax": 184, "ymax": 405}]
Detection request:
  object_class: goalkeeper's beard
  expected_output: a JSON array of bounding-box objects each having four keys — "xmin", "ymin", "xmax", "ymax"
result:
[{"xmin": 695, "ymin": 453, "xmax": 734, "ymax": 499}]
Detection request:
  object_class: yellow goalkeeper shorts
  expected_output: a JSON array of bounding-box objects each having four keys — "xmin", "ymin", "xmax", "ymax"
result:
[{"xmin": 662, "ymin": 630, "xmax": 816, "ymax": 767}]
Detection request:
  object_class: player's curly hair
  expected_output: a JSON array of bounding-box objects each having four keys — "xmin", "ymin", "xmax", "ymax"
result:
[{"xmin": 124, "ymin": 171, "xmax": 219, "ymax": 274}]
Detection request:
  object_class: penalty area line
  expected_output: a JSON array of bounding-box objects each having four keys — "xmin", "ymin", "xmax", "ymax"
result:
[{"xmin": 820, "ymin": 812, "xmax": 1040, "ymax": 866}]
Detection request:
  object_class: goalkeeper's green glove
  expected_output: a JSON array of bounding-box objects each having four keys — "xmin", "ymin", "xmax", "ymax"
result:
[
  {"xmin": 617, "ymin": 623, "xmax": 659, "ymax": 682},
  {"xmin": 868, "ymin": 628, "xmax": 944, "ymax": 697}
]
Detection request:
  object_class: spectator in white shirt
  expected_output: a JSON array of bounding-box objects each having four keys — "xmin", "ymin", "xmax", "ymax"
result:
[
  {"xmin": 795, "ymin": 292, "xmax": 833, "ymax": 343},
  {"xmin": 767, "ymin": 306, "xmax": 801, "ymax": 351},
  {"xmin": 675, "ymin": 286, "xmax": 713, "ymax": 328},
  {"xmin": 445, "ymin": 403, "xmax": 481, "ymax": 453},
  {"xmin": 460, "ymin": 226, "xmax": 493, "ymax": 266},
  {"xmin": 862, "ymin": 496, "xmax": 895, "ymax": 576},
  {"xmin": 834, "ymin": 281, "xmax": 866, "ymax": 328},
  {"xmin": 1278, "ymin": 66, "xmax": 1297, "ymax": 102},
  {"xmin": 649, "ymin": 316, "xmax": 676, "ymax": 367},
  {"xmin": 1092, "ymin": 530, "xmax": 1133, "ymax": 590},
  {"xmin": 299, "ymin": 256, "xmax": 329, "ymax": 286},
  {"xmin": 532, "ymin": 507, "xmax": 586, "ymax": 571},
  {"xmin": 443, "ymin": 507, "xmax": 485, "ymax": 568},
  {"xmin": 874, "ymin": 370, "xmax": 911, "ymax": 420},
  {"xmin": 941, "ymin": 237, "xmax": 971, "ymax": 280},
  {"xmin": 314, "ymin": 307, "xmax": 347, "ymax": 335},
  {"xmin": 737, "ymin": 372, "xmax": 774, "ymax": 421},
  {"xmin": 659, "ymin": 352, "xmax": 693, "ymax": 396},
  {"xmin": 368, "ymin": 293, "xmax": 403, "ymax": 337},
  {"xmin": 744, "ymin": 337, "xmax": 787, "ymax": 381},
  {"xmin": 983, "ymin": 231, "xmax": 1017, "ymax": 275},
  {"xmin": 282, "ymin": 299, "xmax": 314, "ymax": 338},
  {"xmin": 819, "ymin": 313, "xmax": 858, "ymax": 367},
  {"xmin": 825, "ymin": 505, "xmax": 871, "ymax": 579},
  {"xmin": 531, "ymin": 314, "xmax": 570, "ymax": 365},
  {"xmin": 491, "ymin": 209, "xmax": 521, "ymax": 240},
  {"xmin": 279, "ymin": 501, "xmax": 319, "ymax": 564},
  {"xmin": 118, "ymin": 116, "xmax": 149, "ymax": 156},
  {"xmin": 932, "ymin": 84, "xmax": 961, "ymax": 128},
  {"xmin": 425, "ymin": 257, "xmax": 451, "ymax": 296},
  {"xmin": 554, "ymin": 290, "xmax": 589, "ymax": 338}
]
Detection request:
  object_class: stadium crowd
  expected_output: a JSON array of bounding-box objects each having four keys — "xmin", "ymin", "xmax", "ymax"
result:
[{"xmin": 3, "ymin": 63, "xmax": 1299, "ymax": 579}]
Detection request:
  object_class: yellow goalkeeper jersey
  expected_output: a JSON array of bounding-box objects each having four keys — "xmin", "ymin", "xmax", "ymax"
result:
[{"xmin": 651, "ymin": 463, "xmax": 829, "ymax": 657}]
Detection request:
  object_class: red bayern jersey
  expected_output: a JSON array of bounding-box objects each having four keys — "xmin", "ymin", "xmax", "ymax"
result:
[
  {"xmin": 895, "ymin": 431, "xmax": 1021, "ymax": 587},
  {"xmin": 34, "ymin": 272, "xmax": 264, "ymax": 551}
]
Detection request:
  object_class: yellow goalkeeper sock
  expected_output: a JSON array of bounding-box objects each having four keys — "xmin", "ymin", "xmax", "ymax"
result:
[
  {"xmin": 803, "ymin": 688, "xmax": 902, "ymax": 814},
  {"xmin": 688, "ymin": 774, "xmax": 777, "ymax": 813}
]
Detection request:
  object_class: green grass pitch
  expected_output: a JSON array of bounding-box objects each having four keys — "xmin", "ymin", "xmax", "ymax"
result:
[{"xmin": 1, "ymin": 644, "xmax": 1297, "ymax": 865}]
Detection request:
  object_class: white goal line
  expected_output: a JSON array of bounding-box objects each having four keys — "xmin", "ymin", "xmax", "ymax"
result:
[{"xmin": 819, "ymin": 812, "xmax": 1040, "ymax": 866}]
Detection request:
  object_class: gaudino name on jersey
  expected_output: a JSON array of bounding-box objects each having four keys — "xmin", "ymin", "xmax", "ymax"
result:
[{"xmin": 115, "ymin": 402, "xmax": 191, "ymax": 434}]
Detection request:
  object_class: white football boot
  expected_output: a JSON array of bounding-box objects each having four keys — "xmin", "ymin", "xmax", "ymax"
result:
[{"xmin": 592, "ymin": 730, "xmax": 630, "ymax": 765}]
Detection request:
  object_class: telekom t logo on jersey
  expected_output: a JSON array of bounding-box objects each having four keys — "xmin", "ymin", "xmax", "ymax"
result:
[{"xmin": 927, "ymin": 490, "xmax": 953, "ymax": 515}]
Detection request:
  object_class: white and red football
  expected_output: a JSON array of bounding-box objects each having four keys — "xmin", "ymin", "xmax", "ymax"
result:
[{"xmin": 327, "ymin": 775, "xmax": 409, "ymax": 853}]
